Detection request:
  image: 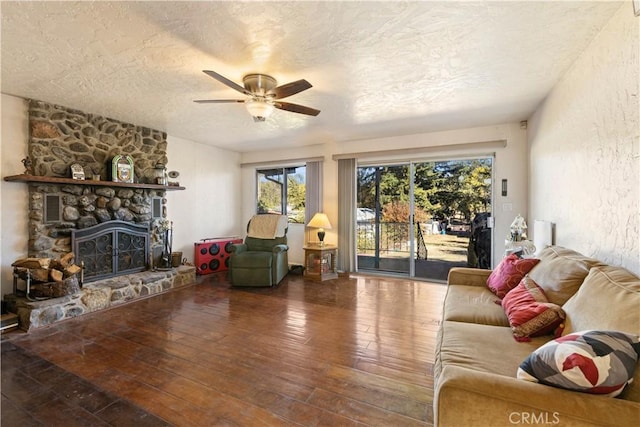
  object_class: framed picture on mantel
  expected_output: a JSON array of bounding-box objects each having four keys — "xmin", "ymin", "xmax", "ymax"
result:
[{"xmin": 111, "ymin": 155, "xmax": 134, "ymax": 183}]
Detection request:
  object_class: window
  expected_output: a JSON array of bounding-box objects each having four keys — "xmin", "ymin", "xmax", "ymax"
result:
[{"xmin": 257, "ymin": 166, "xmax": 305, "ymax": 223}]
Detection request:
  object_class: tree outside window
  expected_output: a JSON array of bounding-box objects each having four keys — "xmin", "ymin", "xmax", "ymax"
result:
[{"xmin": 257, "ymin": 166, "xmax": 305, "ymax": 223}]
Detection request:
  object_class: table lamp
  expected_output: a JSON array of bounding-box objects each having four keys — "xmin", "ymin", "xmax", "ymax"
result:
[{"xmin": 307, "ymin": 212, "xmax": 332, "ymax": 246}]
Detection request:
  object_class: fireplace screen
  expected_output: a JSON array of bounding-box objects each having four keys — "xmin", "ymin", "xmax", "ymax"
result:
[{"xmin": 72, "ymin": 221, "xmax": 149, "ymax": 282}]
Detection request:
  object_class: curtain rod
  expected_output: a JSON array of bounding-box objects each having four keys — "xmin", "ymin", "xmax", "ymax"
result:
[
  {"xmin": 240, "ymin": 156, "xmax": 325, "ymax": 168},
  {"xmin": 331, "ymin": 140, "xmax": 507, "ymax": 161}
]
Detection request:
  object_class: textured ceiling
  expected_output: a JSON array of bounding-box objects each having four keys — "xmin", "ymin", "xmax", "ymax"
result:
[{"xmin": 1, "ymin": 1, "xmax": 623, "ymax": 152}]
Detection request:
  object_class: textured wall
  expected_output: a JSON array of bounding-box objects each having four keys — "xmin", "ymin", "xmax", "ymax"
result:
[{"xmin": 528, "ymin": 5, "xmax": 639, "ymax": 275}]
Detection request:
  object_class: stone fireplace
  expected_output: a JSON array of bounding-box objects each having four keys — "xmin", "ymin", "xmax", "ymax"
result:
[
  {"xmin": 26, "ymin": 99, "xmax": 169, "ymax": 261},
  {"xmin": 4, "ymin": 100, "xmax": 195, "ymax": 331},
  {"xmin": 28, "ymin": 182, "xmax": 166, "ymax": 266}
]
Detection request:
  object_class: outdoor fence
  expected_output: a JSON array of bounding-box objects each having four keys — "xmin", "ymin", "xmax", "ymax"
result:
[{"xmin": 357, "ymin": 221, "xmax": 429, "ymax": 259}]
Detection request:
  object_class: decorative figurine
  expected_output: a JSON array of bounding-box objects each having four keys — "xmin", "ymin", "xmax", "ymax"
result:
[
  {"xmin": 509, "ymin": 214, "xmax": 528, "ymax": 242},
  {"xmin": 21, "ymin": 156, "xmax": 33, "ymax": 174}
]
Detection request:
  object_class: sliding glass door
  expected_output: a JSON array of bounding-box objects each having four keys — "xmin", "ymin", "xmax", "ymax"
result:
[
  {"xmin": 357, "ymin": 165, "xmax": 411, "ymax": 275},
  {"xmin": 356, "ymin": 157, "xmax": 493, "ymax": 281}
]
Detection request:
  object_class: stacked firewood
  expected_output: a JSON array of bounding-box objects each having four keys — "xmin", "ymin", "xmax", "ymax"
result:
[{"xmin": 12, "ymin": 253, "xmax": 82, "ymax": 298}]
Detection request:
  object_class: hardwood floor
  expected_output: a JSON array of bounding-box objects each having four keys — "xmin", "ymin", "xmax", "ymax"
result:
[{"xmin": 1, "ymin": 272, "xmax": 447, "ymax": 426}]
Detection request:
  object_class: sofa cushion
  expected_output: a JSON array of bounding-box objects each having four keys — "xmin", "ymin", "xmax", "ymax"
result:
[
  {"xmin": 501, "ymin": 276, "xmax": 565, "ymax": 341},
  {"xmin": 527, "ymin": 246, "xmax": 602, "ymax": 306},
  {"xmin": 442, "ymin": 285, "xmax": 509, "ymax": 327},
  {"xmin": 517, "ymin": 330, "xmax": 640, "ymax": 397},
  {"xmin": 435, "ymin": 320, "xmax": 550, "ymax": 381},
  {"xmin": 486, "ymin": 254, "xmax": 540, "ymax": 299},
  {"xmin": 562, "ymin": 265, "xmax": 640, "ymax": 336}
]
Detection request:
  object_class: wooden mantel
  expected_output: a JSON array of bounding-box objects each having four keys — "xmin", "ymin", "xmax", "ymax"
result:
[{"xmin": 3, "ymin": 174, "xmax": 185, "ymax": 191}]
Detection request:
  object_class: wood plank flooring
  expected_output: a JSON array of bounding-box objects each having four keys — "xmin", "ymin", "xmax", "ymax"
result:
[{"xmin": 1, "ymin": 272, "xmax": 447, "ymax": 426}]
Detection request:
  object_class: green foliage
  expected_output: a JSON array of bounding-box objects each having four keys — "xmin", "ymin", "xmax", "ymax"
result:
[
  {"xmin": 382, "ymin": 201, "xmax": 430, "ymax": 223},
  {"xmin": 287, "ymin": 171, "xmax": 306, "ymax": 223},
  {"xmin": 257, "ymin": 180, "xmax": 281, "ymax": 213},
  {"xmin": 256, "ymin": 167, "xmax": 306, "ymax": 223},
  {"xmin": 357, "ymin": 159, "xmax": 491, "ymax": 223}
]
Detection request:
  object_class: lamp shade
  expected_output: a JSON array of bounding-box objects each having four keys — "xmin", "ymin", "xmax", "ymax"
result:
[
  {"xmin": 307, "ymin": 212, "xmax": 331, "ymax": 246},
  {"xmin": 307, "ymin": 213, "xmax": 332, "ymax": 230}
]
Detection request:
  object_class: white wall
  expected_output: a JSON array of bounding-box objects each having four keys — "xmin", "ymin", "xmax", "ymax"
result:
[
  {"xmin": 0, "ymin": 94, "xmax": 243, "ymax": 297},
  {"xmin": 241, "ymin": 123, "xmax": 529, "ymax": 269},
  {"xmin": 0, "ymin": 95, "xmax": 29, "ymax": 298},
  {"xmin": 528, "ymin": 5, "xmax": 639, "ymax": 275},
  {"xmin": 166, "ymin": 136, "xmax": 243, "ymax": 263}
]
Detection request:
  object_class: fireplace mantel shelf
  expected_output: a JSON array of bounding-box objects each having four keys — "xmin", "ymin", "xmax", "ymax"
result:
[{"xmin": 3, "ymin": 174, "xmax": 186, "ymax": 191}]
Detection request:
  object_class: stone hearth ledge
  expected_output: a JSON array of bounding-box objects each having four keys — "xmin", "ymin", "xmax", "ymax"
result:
[{"xmin": 5, "ymin": 265, "xmax": 196, "ymax": 331}]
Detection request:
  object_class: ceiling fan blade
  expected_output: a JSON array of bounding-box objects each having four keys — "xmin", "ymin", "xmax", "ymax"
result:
[
  {"xmin": 202, "ymin": 70, "xmax": 251, "ymax": 96},
  {"xmin": 272, "ymin": 79, "xmax": 312, "ymax": 99},
  {"xmin": 193, "ymin": 99, "xmax": 245, "ymax": 103},
  {"xmin": 274, "ymin": 101, "xmax": 320, "ymax": 116}
]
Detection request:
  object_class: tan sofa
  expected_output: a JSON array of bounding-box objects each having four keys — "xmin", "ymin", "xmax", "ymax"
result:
[{"xmin": 434, "ymin": 246, "xmax": 640, "ymax": 426}]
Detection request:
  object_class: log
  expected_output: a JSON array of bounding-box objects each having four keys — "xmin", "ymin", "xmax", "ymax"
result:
[
  {"xmin": 63, "ymin": 264, "xmax": 82, "ymax": 278},
  {"xmin": 12, "ymin": 257, "xmax": 51, "ymax": 269},
  {"xmin": 49, "ymin": 269, "xmax": 64, "ymax": 282},
  {"xmin": 49, "ymin": 260, "xmax": 63, "ymax": 271},
  {"xmin": 58, "ymin": 252, "xmax": 75, "ymax": 268},
  {"xmin": 30, "ymin": 276, "xmax": 80, "ymax": 298},
  {"xmin": 30, "ymin": 268, "xmax": 50, "ymax": 283}
]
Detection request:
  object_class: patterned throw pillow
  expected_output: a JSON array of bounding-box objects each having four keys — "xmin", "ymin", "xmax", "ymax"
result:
[
  {"xmin": 487, "ymin": 254, "xmax": 540, "ymax": 299},
  {"xmin": 517, "ymin": 330, "xmax": 640, "ymax": 397},
  {"xmin": 501, "ymin": 276, "xmax": 565, "ymax": 341}
]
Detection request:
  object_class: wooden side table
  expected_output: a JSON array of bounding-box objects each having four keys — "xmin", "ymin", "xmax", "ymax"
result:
[{"xmin": 303, "ymin": 245, "xmax": 338, "ymax": 281}]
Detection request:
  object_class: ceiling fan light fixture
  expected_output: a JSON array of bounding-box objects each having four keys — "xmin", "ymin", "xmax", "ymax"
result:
[
  {"xmin": 196, "ymin": 70, "xmax": 319, "ymax": 118},
  {"xmin": 245, "ymin": 99, "xmax": 274, "ymax": 121}
]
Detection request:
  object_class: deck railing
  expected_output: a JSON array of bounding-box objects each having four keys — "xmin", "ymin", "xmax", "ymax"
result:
[{"xmin": 357, "ymin": 221, "xmax": 429, "ymax": 259}]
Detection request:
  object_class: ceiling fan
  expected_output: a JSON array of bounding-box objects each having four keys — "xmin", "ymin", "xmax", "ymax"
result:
[{"xmin": 194, "ymin": 70, "xmax": 320, "ymax": 122}]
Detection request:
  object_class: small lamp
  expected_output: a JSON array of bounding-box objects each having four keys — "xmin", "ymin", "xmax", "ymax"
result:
[{"xmin": 307, "ymin": 212, "xmax": 332, "ymax": 246}]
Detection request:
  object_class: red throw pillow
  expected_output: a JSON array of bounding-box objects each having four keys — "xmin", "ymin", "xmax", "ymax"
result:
[
  {"xmin": 502, "ymin": 276, "xmax": 565, "ymax": 342},
  {"xmin": 487, "ymin": 254, "xmax": 540, "ymax": 299}
]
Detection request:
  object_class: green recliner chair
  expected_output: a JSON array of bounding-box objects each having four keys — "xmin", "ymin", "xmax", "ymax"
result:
[{"xmin": 229, "ymin": 215, "xmax": 289, "ymax": 287}]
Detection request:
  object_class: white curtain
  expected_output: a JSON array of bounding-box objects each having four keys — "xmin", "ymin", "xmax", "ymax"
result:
[
  {"xmin": 337, "ymin": 158, "xmax": 356, "ymax": 272},
  {"xmin": 305, "ymin": 161, "xmax": 323, "ymax": 244},
  {"xmin": 305, "ymin": 161, "xmax": 323, "ymax": 224}
]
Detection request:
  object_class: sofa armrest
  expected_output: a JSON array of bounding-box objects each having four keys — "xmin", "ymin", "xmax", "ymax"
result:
[
  {"xmin": 272, "ymin": 244, "xmax": 288, "ymax": 254},
  {"xmin": 435, "ymin": 365, "xmax": 640, "ymax": 427},
  {"xmin": 447, "ymin": 267, "xmax": 492, "ymax": 287},
  {"xmin": 229, "ymin": 243, "xmax": 247, "ymax": 254}
]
